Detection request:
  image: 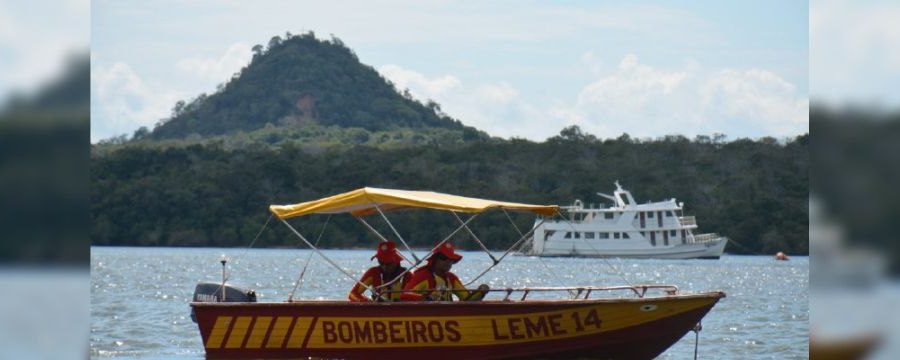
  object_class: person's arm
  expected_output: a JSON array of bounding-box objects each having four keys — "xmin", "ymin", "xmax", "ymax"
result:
[
  {"xmin": 400, "ymin": 272, "xmax": 428, "ymax": 301},
  {"xmin": 348, "ymin": 268, "xmax": 377, "ymax": 302},
  {"xmin": 449, "ymin": 274, "xmax": 488, "ymax": 301}
]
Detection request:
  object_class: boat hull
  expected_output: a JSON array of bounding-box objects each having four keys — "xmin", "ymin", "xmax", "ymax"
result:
[{"xmin": 192, "ymin": 292, "xmax": 724, "ymax": 359}]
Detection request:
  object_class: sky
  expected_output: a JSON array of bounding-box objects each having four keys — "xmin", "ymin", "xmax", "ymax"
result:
[
  {"xmin": 89, "ymin": 0, "xmax": 811, "ymax": 143},
  {"xmin": 0, "ymin": 0, "xmax": 89, "ymax": 102}
]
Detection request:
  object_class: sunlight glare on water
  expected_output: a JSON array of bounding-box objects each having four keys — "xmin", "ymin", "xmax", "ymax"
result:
[{"xmin": 90, "ymin": 247, "xmax": 807, "ymax": 359}]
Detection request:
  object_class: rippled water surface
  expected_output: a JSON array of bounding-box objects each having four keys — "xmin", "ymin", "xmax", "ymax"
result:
[{"xmin": 91, "ymin": 247, "xmax": 808, "ymax": 359}]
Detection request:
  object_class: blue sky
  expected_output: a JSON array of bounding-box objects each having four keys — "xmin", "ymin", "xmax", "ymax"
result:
[{"xmin": 90, "ymin": 0, "xmax": 809, "ymax": 142}]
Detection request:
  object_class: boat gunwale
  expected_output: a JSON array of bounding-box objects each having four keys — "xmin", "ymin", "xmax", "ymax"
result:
[{"xmin": 190, "ymin": 290, "xmax": 725, "ymax": 308}]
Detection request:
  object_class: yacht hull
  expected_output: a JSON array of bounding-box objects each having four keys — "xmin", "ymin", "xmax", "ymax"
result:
[{"xmin": 534, "ymin": 237, "xmax": 728, "ymax": 259}]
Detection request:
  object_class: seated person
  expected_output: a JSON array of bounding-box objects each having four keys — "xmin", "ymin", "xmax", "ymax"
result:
[
  {"xmin": 401, "ymin": 242, "xmax": 489, "ymax": 301},
  {"xmin": 348, "ymin": 241, "xmax": 410, "ymax": 302}
]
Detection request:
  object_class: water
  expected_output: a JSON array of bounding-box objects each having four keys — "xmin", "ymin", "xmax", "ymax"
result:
[{"xmin": 90, "ymin": 247, "xmax": 808, "ymax": 359}]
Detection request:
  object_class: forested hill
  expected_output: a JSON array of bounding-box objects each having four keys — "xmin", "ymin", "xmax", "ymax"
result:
[
  {"xmin": 151, "ymin": 32, "xmax": 479, "ymax": 139},
  {"xmin": 92, "ymin": 32, "xmax": 808, "ymax": 256},
  {"xmin": 92, "ymin": 130, "xmax": 809, "ymax": 256}
]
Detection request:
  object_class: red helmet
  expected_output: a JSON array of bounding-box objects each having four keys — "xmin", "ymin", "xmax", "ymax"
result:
[
  {"xmin": 430, "ymin": 242, "xmax": 462, "ymax": 263},
  {"xmin": 372, "ymin": 241, "xmax": 403, "ymax": 264}
]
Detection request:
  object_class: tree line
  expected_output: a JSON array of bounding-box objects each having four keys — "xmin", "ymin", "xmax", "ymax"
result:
[{"xmin": 92, "ymin": 127, "xmax": 808, "ymax": 255}]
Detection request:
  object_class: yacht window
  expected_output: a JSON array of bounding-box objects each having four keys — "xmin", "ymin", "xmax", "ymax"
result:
[
  {"xmin": 585, "ymin": 232, "xmax": 595, "ymax": 239},
  {"xmin": 598, "ymin": 232, "xmax": 609, "ymax": 239},
  {"xmin": 670, "ymin": 230, "xmax": 677, "ymax": 237},
  {"xmin": 574, "ymin": 232, "xmax": 581, "ymax": 239},
  {"xmin": 604, "ymin": 212, "xmax": 614, "ymax": 219},
  {"xmin": 545, "ymin": 230, "xmax": 555, "ymax": 240},
  {"xmin": 613, "ymin": 232, "xmax": 621, "ymax": 239},
  {"xmin": 648, "ymin": 212, "xmax": 654, "ymax": 218},
  {"xmin": 623, "ymin": 233, "xmax": 630, "ymax": 239},
  {"xmin": 564, "ymin": 232, "xmax": 572, "ymax": 239},
  {"xmin": 666, "ymin": 211, "xmax": 673, "ymax": 217}
]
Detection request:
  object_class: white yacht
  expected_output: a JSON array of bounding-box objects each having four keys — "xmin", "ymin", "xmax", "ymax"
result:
[{"xmin": 522, "ymin": 182, "xmax": 728, "ymax": 259}]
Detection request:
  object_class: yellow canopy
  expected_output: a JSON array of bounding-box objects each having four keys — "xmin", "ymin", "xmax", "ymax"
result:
[{"xmin": 269, "ymin": 187, "xmax": 559, "ymax": 219}]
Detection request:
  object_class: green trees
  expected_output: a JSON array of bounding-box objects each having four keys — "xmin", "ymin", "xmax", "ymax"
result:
[
  {"xmin": 90, "ymin": 32, "xmax": 808, "ymax": 256},
  {"xmin": 151, "ymin": 32, "xmax": 479, "ymax": 139},
  {"xmin": 91, "ymin": 129, "xmax": 808, "ymax": 255}
]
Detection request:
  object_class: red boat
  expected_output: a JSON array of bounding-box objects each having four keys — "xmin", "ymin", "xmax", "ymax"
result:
[{"xmin": 191, "ymin": 188, "xmax": 725, "ymax": 359}]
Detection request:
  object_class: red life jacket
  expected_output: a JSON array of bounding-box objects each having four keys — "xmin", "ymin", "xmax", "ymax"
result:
[
  {"xmin": 348, "ymin": 266, "xmax": 410, "ymax": 302},
  {"xmin": 400, "ymin": 266, "xmax": 464, "ymax": 301}
]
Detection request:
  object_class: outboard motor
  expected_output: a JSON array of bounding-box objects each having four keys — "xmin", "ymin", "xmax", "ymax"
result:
[
  {"xmin": 190, "ymin": 256, "xmax": 257, "ymax": 322},
  {"xmin": 190, "ymin": 281, "xmax": 257, "ymax": 323},
  {"xmin": 192, "ymin": 281, "xmax": 257, "ymax": 303}
]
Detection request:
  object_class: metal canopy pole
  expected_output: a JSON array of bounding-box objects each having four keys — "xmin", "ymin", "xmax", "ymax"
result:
[
  {"xmin": 354, "ymin": 216, "xmax": 413, "ymax": 265},
  {"xmin": 287, "ymin": 214, "xmax": 331, "ymax": 301},
  {"xmin": 451, "ymin": 212, "xmax": 498, "ymax": 264},
  {"xmin": 465, "ymin": 217, "xmax": 545, "ymax": 286},
  {"xmin": 464, "ymin": 215, "xmax": 576, "ymax": 296},
  {"xmin": 355, "ymin": 216, "xmax": 389, "ymax": 242},
  {"xmin": 371, "ymin": 201, "xmax": 420, "ymax": 263},
  {"xmin": 375, "ymin": 213, "xmax": 479, "ymax": 290},
  {"xmin": 501, "ymin": 208, "xmax": 524, "ymax": 237},
  {"xmin": 279, "ymin": 219, "xmax": 384, "ymax": 301},
  {"xmin": 501, "ymin": 208, "xmax": 530, "ymax": 253}
]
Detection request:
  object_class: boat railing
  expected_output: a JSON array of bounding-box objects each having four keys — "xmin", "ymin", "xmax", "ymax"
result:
[
  {"xmin": 678, "ymin": 216, "xmax": 697, "ymax": 226},
  {"xmin": 690, "ymin": 233, "xmax": 721, "ymax": 243},
  {"xmin": 495, "ymin": 284, "xmax": 679, "ymax": 301},
  {"xmin": 386, "ymin": 284, "xmax": 678, "ymax": 301}
]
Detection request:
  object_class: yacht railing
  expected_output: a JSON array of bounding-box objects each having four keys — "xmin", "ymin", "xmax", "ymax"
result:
[
  {"xmin": 678, "ymin": 216, "xmax": 696, "ymax": 226},
  {"xmin": 691, "ymin": 233, "xmax": 721, "ymax": 243}
]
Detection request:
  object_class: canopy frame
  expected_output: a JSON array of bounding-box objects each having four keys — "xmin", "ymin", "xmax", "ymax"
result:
[
  {"xmin": 353, "ymin": 216, "xmax": 413, "ymax": 264},
  {"xmin": 370, "ymin": 199, "xmax": 421, "ymax": 263},
  {"xmin": 279, "ymin": 218, "xmax": 390, "ymax": 301},
  {"xmin": 451, "ymin": 212, "xmax": 499, "ymax": 265},
  {"xmin": 271, "ymin": 188, "xmax": 560, "ymax": 301}
]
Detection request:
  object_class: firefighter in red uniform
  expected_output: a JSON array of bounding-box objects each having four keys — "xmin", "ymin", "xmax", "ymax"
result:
[
  {"xmin": 348, "ymin": 241, "xmax": 411, "ymax": 302},
  {"xmin": 401, "ymin": 242, "xmax": 489, "ymax": 301}
]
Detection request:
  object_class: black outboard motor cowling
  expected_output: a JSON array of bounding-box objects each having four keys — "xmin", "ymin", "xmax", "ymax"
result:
[
  {"xmin": 193, "ymin": 281, "xmax": 257, "ymax": 303},
  {"xmin": 190, "ymin": 281, "xmax": 256, "ymax": 322}
]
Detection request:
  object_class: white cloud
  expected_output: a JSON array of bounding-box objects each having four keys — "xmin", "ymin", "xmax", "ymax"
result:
[
  {"xmin": 0, "ymin": 1, "xmax": 89, "ymax": 99},
  {"xmin": 90, "ymin": 1, "xmax": 803, "ymax": 140},
  {"xmin": 568, "ymin": 54, "xmax": 807, "ymax": 139},
  {"xmin": 377, "ymin": 64, "xmax": 461, "ymax": 99},
  {"xmin": 475, "ymin": 83, "xmax": 518, "ymax": 105},
  {"xmin": 580, "ymin": 51, "xmax": 605, "ymax": 76},
  {"xmin": 578, "ymin": 54, "xmax": 688, "ymax": 110},
  {"xmin": 91, "ymin": 62, "xmax": 182, "ymax": 142},
  {"xmin": 376, "ymin": 57, "xmax": 807, "ymax": 141},
  {"xmin": 176, "ymin": 42, "xmax": 253, "ymax": 82},
  {"xmin": 701, "ymin": 69, "xmax": 808, "ymax": 135},
  {"xmin": 811, "ymin": 0, "xmax": 900, "ymax": 105},
  {"xmin": 377, "ymin": 65, "xmax": 551, "ymax": 139}
]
